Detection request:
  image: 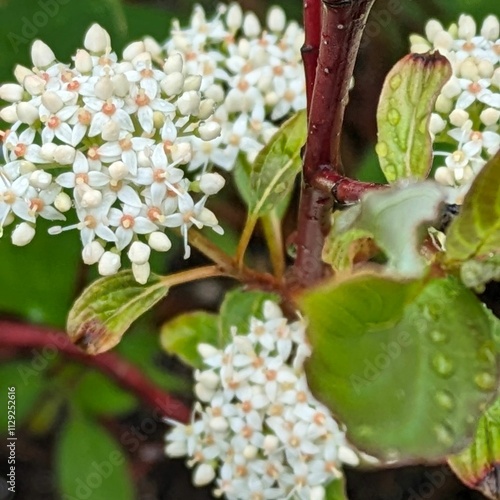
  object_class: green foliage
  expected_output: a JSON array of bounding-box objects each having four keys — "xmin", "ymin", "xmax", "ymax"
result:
[
  {"xmin": 57, "ymin": 410, "xmax": 134, "ymax": 500},
  {"xmin": 219, "ymin": 288, "xmax": 279, "ymax": 346},
  {"xmin": 324, "ymin": 182, "xmax": 446, "ymax": 277},
  {"xmin": 325, "ymin": 478, "xmax": 348, "ymax": 500},
  {"xmin": 67, "ymin": 270, "xmax": 168, "ymax": 354},
  {"xmin": 160, "ymin": 311, "xmax": 219, "ymax": 369},
  {"xmin": 445, "ymin": 152, "xmax": 500, "ymax": 263},
  {"xmin": 376, "ymin": 52, "xmax": 451, "ymax": 182},
  {"xmin": 248, "ymin": 110, "xmax": 306, "ymax": 217},
  {"xmin": 300, "ymin": 274, "xmax": 498, "ymax": 461},
  {"xmin": 449, "ymin": 397, "xmax": 500, "ymax": 500}
]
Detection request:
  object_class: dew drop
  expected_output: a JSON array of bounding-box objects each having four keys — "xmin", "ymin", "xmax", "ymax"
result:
[
  {"xmin": 383, "ymin": 164, "xmax": 397, "ymax": 182},
  {"xmin": 390, "ymin": 74, "xmax": 402, "ymax": 90},
  {"xmin": 434, "ymin": 423, "xmax": 454, "ymax": 447},
  {"xmin": 356, "ymin": 425, "xmax": 373, "ymax": 438},
  {"xmin": 434, "ymin": 390, "xmax": 455, "ymax": 411},
  {"xmin": 274, "ymin": 182, "xmax": 286, "ymax": 194},
  {"xmin": 474, "ymin": 372, "xmax": 496, "ymax": 392},
  {"xmin": 478, "ymin": 343, "xmax": 496, "ymax": 365},
  {"xmin": 429, "ymin": 330, "xmax": 448, "ymax": 344},
  {"xmin": 388, "ymin": 108, "xmax": 400, "ymax": 126},
  {"xmin": 375, "ymin": 142, "xmax": 388, "ymax": 158},
  {"xmin": 432, "ymin": 353, "xmax": 454, "ymax": 378}
]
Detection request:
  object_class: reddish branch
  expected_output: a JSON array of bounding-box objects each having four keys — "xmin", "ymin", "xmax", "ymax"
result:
[
  {"xmin": 302, "ymin": 0, "xmax": 322, "ymax": 110},
  {"xmin": 292, "ymin": 0, "xmax": 376, "ymax": 287},
  {"xmin": 0, "ymin": 320, "xmax": 191, "ymax": 423}
]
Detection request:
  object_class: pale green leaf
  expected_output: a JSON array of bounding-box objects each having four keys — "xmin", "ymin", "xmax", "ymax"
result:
[
  {"xmin": 300, "ymin": 274, "xmax": 498, "ymax": 461},
  {"xmin": 376, "ymin": 52, "xmax": 452, "ymax": 182},
  {"xmin": 250, "ymin": 110, "xmax": 306, "ymax": 217},
  {"xmin": 67, "ymin": 271, "xmax": 168, "ymax": 355},
  {"xmin": 445, "ymin": 152, "xmax": 500, "ymax": 263},
  {"xmin": 325, "ymin": 478, "xmax": 348, "ymax": 500},
  {"xmin": 160, "ymin": 312, "xmax": 218, "ymax": 369}
]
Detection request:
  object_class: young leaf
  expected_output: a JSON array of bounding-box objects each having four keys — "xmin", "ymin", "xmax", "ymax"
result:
[
  {"xmin": 376, "ymin": 52, "xmax": 451, "ymax": 182},
  {"xmin": 300, "ymin": 274, "xmax": 498, "ymax": 461},
  {"xmin": 219, "ymin": 289, "xmax": 279, "ymax": 346},
  {"xmin": 449, "ymin": 397, "xmax": 500, "ymax": 500},
  {"xmin": 160, "ymin": 312, "xmax": 219, "ymax": 369},
  {"xmin": 325, "ymin": 477, "xmax": 348, "ymax": 500},
  {"xmin": 67, "ymin": 271, "xmax": 168, "ymax": 355},
  {"xmin": 324, "ymin": 182, "xmax": 446, "ymax": 277},
  {"xmin": 445, "ymin": 152, "xmax": 500, "ymax": 263},
  {"xmin": 249, "ymin": 109, "xmax": 306, "ymax": 217},
  {"xmin": 57, "ymin": 411, "xmax": 134, "ymax": 500}
]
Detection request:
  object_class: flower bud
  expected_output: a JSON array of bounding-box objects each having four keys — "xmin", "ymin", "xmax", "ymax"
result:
[
  {"xmin": 263, "ymin": 300, "xmax": 283, "ymax": 320},
  {"xmin": 165, "ymin": 441, "xmax": 187, "ymax": 458},
  {"xmin": 441, "ymin": 78, "xmax": 461, "ymax": 99},
  {"xmin": 171, "ymin": 142, "xmax": 192, "ymax": 164},
  {"xmin": 339, "ymin": 445, "xmax": 360, "ymax": 466},
  {"xmin": 183, "ymin": 75, "xmax": 202, "ymax": 92},
  {"xmin": 74, "ymin": 49, "xmax": 93, "ymax": 73},
  {"xmin": 243, "ymin": 445, "xmax": 258, "ymax": 460},
  {"xmin": 31, "ymin": 40, "xmax": 56, "ymax": 68},
  {"xmin": 143, "ymin": 37, "xmax": 162, "ymax": 57},
  {"xmin": 11, "ymin": 222, "xmax": 35, "ymax": 246},
  {"xmin": 458, "ymin": 14, "xmax": 476, "ymax": 40},
  {"xmin": 198, "ymin": 122, "xmax": 221, "ymax": 141},
  {"xmin": 194, "ymin": 382, "xmax": 215, "ymax": 402},
  {"xmin": 148, "ymin": 231, "xmax": 172, "ymax": 252},
  {"xmin": 14, "ymin": 65, "xmax": 33, "ymax": 85},
  {"xmin": 23, "ymin": 75, "xmax": 46, "ymax": 96},
  {"xmin": 480, "ymin": 108, "xmax": 500, "ymax": 127},
  {"xmin": 434, "ymin": 166, "xmax": 454, "ymax": 186},
  {"xmin": 196, "ymin": 370, "xmax": 220, "ymax": 390},
  {"xmin": 424, "ymin": 19, "xmax": 444, "ymax": 43},
  {"xmin": 435, "ymin": 95, "xmax": 452, "ymax": 114},
  {"xmin": 40, "ymin": 143, "xmax": 57, "ymax": 161},
  {"xmin": 84, "ymin": 24, "xmax": 110, "ymax": 53},
  {"xmin": 429, "ymin": 113, "xmax": 446, "ymax": 135},
  {"xmin": 197, "ymin": 343, "xmax": 219, "ymax": 359},
  {"xmin": 226, "ymin": 3, "xmax": 243, "ymax": 32},
  {"xmin": 478, "ymin": 60, "xmax": 494, "ymax": 79},
  {"xmin": 128, "ymin": 241, "xmax": 151, "ymax": 265},
  {"xmin": 177, "ymin": 91, "xmax": 200, "ymax": 115},
  {"xmin": 310, "ymin": 486, "xmax": 326, "ymax": 500},
  {"xmin": 101, "ymin": 120, "xmax": 121, "ymax": 142},
  {"xmin": 98, "ymin": 251, "xmax": 121, "ymax": 276},
  {"xmin": 29, "ymin": 170, "xmax": 52, "ymax": 189},
  {"xmin": 54, "ymin": 145, "xmax": 76, "ymax": 165},
  {"xmin": 193, "ymin": 464, "xmax": 215, "ymax": 487},
  {"xmin": 137, "ymin": 150, "xmax": 151, "ymax": 167},
  {"xmin": 123, "ymin": 41, "xmax": 145, "ymax": 61},
  {"xmin": 209, "ymin": 416, "xmax": 228, "ymax": 432},
  {"xmin": 433, "ymin": 30, "xmax": 453, "ymax": 51},
  {"xmin": 132, "ymin": 51, "xmax": 151, "ymax": 67},
  {"xmin": 204, "ymin": 84, "xmax": 225, "ymax": 103},
  {"xmin": 199, "ymin": 172, "xmax": 225, "ymax": 195},
  {"xmin": 132, "ymin": 262, "xmax": 150, "ymax": 284},
  {"xmin": 0, "ymin": 83, "xmax": 23, "ymax": 103},
  {"xmin": 459, "ymin": 59, "xmax": 479, "ymax": 80},
  {"xmin": 161, "ymin": 73, "xmax": 184, "ymax": 96},
  {"xmin": 267, "ymin": 6, "xmax": 286, "ymax": 32},
  {"xmin": 108, "ymin": 160, "xmax": 128, "ymax": 180},
  {"xmin": 243, "ymin": 12, "xmax": 261, "ymax": 37},
  {"xmin": 164, "ymin": 53, "xmax": 183, "ymax": 74},
  {"xmin": 449, "ymin": 109, "xmax": 469, "ymax": 127},
  {"xmin": 262, "ymin": 435, "xmax": 279, "ymax": 455},
  {"xmin": 198, "ymin": 99, "xmax": 215, "ymax": 120},
  {"xmin": 82, "ymin": 241, "xmax": 105, "ymax": 265},
  {"xmin": 0, "ymin": 105, "xmax": 18, "ymax": 123},
  {"xmin": 42, "ymin": 91, "xmax": 64, "ymax": 114},
  {"xmin": 94, "ymin": 76, "xmax": 114, "ymax": 100},
  {"xmin": 19, "ymin": 161, "xmax": 36, "ymax": 175},
  {"xmin": 54, "ymin": 192, "xmax": 72, "ymax": 212},
  {"xmin": 153, "ymin": 111, "xmax": 165, "ymax": 129},
  {"xmin": 112, "ymin": 74, "xmax": 130, "ymax": 97},
  {"xmin": 16, "ymin": 102, "xmax": 38, "ymax": 125},
  {"xmin": 80, "ymin": 189, "xmax": 103, "ymax": 208},
  {"xmin": 481, "ymin": 15, "xmax": 500, "ymax": 40}
]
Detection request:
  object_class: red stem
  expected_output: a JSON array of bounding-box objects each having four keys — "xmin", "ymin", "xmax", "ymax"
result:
[
  {"xmin": 292, "ymin": 0, "xmax": 376, "ymax": 287},
  {"xmin": 0, "ymin": 321, "xmax": 191, "ymax": 423},
  {"xmin": 302, "ymin": 0, "xmax": 322, "ymax": 111}
]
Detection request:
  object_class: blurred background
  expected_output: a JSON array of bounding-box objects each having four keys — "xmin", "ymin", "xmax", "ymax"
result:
[{"xmin": 0, "ymin": 0, "xmax": 495, "ymax": 498}]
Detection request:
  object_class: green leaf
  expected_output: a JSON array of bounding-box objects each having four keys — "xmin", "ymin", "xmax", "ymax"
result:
[
  {"xmin": 160, "ymin": 312, "xmax": 219, "ymax": 369},
  {"xmin": 73, "ymin": 371, "xmax": 137, "ymax": 416},
  {"xmin": 325, "ymin": 477, "xmax": 348, "ymax": 500},
  {"xmin": 445, "ymin": 152, "xmax": 500, "ymax": 263},
  {"xmin": 249, "ymin": 110, "xmax": 306, "ymax": 217},
  {"xmin": 459, "ymin": 254, "xmax": 500, "ymax": 293},
  {"xmin": 0, "ymin": 361, "xmax": 48, "ymax": 434},
  {"xmin": 324, "ymin": 182, "xmax": 446, "ymax": 277},
  {"xmin": 57, "ymin": 411, "xmax": 134, "ymax": 500},
  {"xmin": 449, "ymin": 397, "xmax": 500, "ymax": 500},
  {"xmin": 67, "ymin": 271, "xmax": 168, "ymax": 354},
  {"xmin": 300, "ymin": 274, "xmax": 498, "ymax": 461},
  {"xmin": 219, "ymin": 288, "xmax": 279, "ymax": 346},
  {"xmin": 376, "ymin": 52, "xmax": 451, "ymax": 182}
]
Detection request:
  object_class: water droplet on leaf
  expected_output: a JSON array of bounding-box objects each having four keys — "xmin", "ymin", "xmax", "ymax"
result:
[
  {"xmin": 390, "ymin": 74, "xmax": 402, "ymax": 90},
  {"xmin": 375, "ymin": 142, "xmax": 388, "ymax": 158},
  {"xmin": 384, "ymin": 164, "xmax": 397, "ymax": 182},
  {"xmin": 434, "ymin": 390, "xmax": 455, "ymax": 411},
  {"xmin": 474, "ymin": 372, "xmax": 496, "ymax": 392},
  {"xmin": 388, "ymin": 108, "xmax": 400, "ymax": 126},
  {"xmin": 432, "ymin": 353, "xmax": 454, "ymax": 378},
  {"xmin": 434, "ymin": 423, "xmax": 454, "ymax": 447},
  {"xmin": 429, "ymin": 330, "xmax": 448, "ymax": 344}
]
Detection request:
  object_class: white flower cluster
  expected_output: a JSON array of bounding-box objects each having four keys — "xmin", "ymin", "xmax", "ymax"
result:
[
  {"xmin": 165, "ymin": 301, "xmax": 358, "ymax": 500},
  {"xmin": 0, "ymin": 24, "xmax": 226, "ymax": 282},
  {"xmin": 160, "ymin": 3, "xmax": 306, "ymax": 171},
  {"xmin": 411, "ymin": 14, "xmax": 500, "ymax": 203}
]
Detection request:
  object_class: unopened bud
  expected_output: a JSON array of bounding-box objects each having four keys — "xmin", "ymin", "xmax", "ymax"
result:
[
  {"xmin": 204, "ymin": 84, "xmax": 225, "ymax": 103},
  {"xmin": 161, "ymin": 73, "xmax": 184, "ymax": 96},
  {"xmin": 112, "ymin": 74, "xmax": 130, "ymax": 97},
  {"xmin": 209, "ymin": 416, "xmax": 228, "ymax": 432},
  {"xmin": 434, "ymin": 166, "xmax": 454, "ymax": 186},
  {"xmin": 176, "ymin": 91, "xmax": 200, "ymax": 115},
  {"xmin": 11, "ymin": 222, "xmax": 35, "ymax": 246},
  {"xmin": 310, "ymin": 486, "xmax": 326, "ymax": 500},
  {"xmin": 482, "ymin": 15, "xmax": 500, "ymax": 40},
  {"xmin": 435, "ymin": 95, "xmax": 452, "ymax": 114},
  {"xmin": 198, "ymin": 122, "xmax": 221, "ymax": 141},
  {"xmin": 198, "ymin": 99, "xmax": 215, "ymax": 120},
  {"xmin": 199, "ymin": 172, "xmax": 225, "ymax": 195},
  {"xmin": 429, "ymin": 113, "xmax": 446, "ymax": 135},
  {"xmin": 101, "ymin": 120, "xmax": 121, "ymax": 142},
  {"xmin": 459, "ymin": 58, "xmax": 479, "ymax": 80},
  {"xmin": 143, "ymin": 37, "xmax": 162, "ymax": 57},
  {"xmin": 449, "ymin": 109, "xmax": 469, "ymax": 127},
  {"xmin": 480, "ymin": 108, "xmax": 500, "ymax": 127},
  {"xmin": 441, "ymin": 78, "xmax": 461, "ymax": 99},
  {"xmin": 164, "ymin": 53, "xmax": 183, "ymax": 74},
  {"xmin": 41, "ymin": 91, "xmax": 64, "ymax": 114},
  {"xmin": 123, "ymin": 41, "xmax": 145, "ymax": 61},
  {"xmin": 0, "ymin": 83, "xmax": 23, "ymax": 103},
  {"xmin": 94, "ymin": 76, "xmax": 114, "ymax": 100},
  {"xmin": 54, "ymin": 192, "xmax": 72, "ymax": 212},
  {"xmin": 243, "ymin": 12, "xmax": 261, "ymax": 37},
  {"xmin": 31, "ymin": 40, "xmax": 56, "ymax": 68},
  {"xmin": 458, "ymin": 14, "xmax": 476, "ymax": 40},
  {"xmin": 23, "ymin": 75, "xmax": 46, "ymax": 96},
  {"xmin": 226, "ymin": 3, "xmax": 243, "ymax": 32},
  {"xmin": 197, "ymin": 343, "xmax": 219, "ymax": 359},
  {"xmin": 193, "ymin": 464, "xmax": 215, "ymax": 487},
  {"xmin": 196, "ymin": 370, "xmax": 219, "ymax": 390},
  {"xmin": 54, "ymin": 145, "xmax": 76, "ymax": 165},
  {"xmin": 80, "ymin": 189, "xmax": 103, "ymax": 208},
  {"xmin": 128, "ymin": 241, "xmax": 151, "ymax": 265},
  {"xmin": 40, "ymin": 143, "xmax": 57, "ymax": 161},
  {"xmin": 267, "ymin": 6, "xmax": 286, "ymax": 32},
  {"xmin": 425, "ymin": 19, "xmax": 444, "ymax": 42},
  {"xmin": 82, "ymin": 241, "xmax": 105, "ymax": 265},
  {"xmin": 29, "ymin": 170, "xmax": 52, "ymax": 189},
  {"xmin": 98, "ymin": 251, "xmax": 121, "ymax": 276},
  {"xmin": 108, "ymin": 160, "xmax": 128, "ymax": 180},
  {"xmin": 14, "ymin": 65, "xmax": 33, "ymax": 85},
  {"xmin": 165, "ymin": 441, "xmax": 187, "ymax": 458},
  {"xmin": 433, "ymin": 30, "xmax": 453, "ymax": 51},
  {"xmin": 148, "ymin": 231, "xmax": 172, "ymax": 252},
  {"xmin": 132, "ymin": 262, "xmax": 150, "ymax": 284},
  {"xmin": 0, "ymin": 105, "xmax": 18, "ymax": 123},
  {"xmin": 339, "ymin": 446, "xmax": 360, "ymax": 466},
  {"xmin": 84, "ymin": 24, "xmax": 111, "ymax": 53},
  {"xmin": 183, "ymin": 75, "xmax": 202, "ymax": 92},
  {"xmin": 74, "ymin": 49, "xmax": 93, "ymax": 73},
  {"xmin": 194, "ymin": 382, "xmax": 215, "ymax": 402},
  {"xmin": 171, "ymin": 142, "xmax": 192, "ymax": 164},
  {"xmin": 16, "ymin": 102, "xmax": 38, "ymax": 125}
]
